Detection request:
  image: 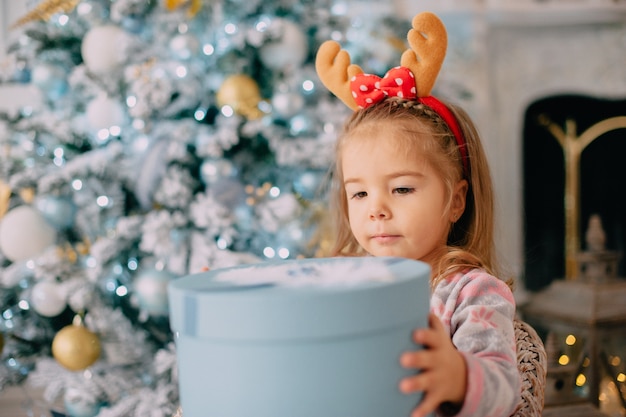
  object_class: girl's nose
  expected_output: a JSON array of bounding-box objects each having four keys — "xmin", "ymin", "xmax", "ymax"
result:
[{"xmin": 369, "ymin": 203, "xmax": 390, "ymax": 220}]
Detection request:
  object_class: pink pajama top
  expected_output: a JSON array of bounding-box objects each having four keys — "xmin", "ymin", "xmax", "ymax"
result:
[{"xmin": 430, "ymin": 269, "xmax": 521, "ymax": 417}]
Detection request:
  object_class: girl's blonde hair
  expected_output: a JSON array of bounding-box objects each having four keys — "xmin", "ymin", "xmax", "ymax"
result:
[{"xmin": 328, "ymin": 97, "xmax": 506, "ymax": 287}]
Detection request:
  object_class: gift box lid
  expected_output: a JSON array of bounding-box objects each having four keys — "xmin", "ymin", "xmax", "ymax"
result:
[{"xmin": 168, "ymin": 256, "xmax": 430, "ymax": 342}]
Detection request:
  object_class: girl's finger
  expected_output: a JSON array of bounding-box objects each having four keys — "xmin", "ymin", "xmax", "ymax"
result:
[
  {"xmin": 399, "ymin": 372, "xmax": 429, "ymax": 394},
  {"xmin": 400, "ymin": 350, "xmax": 432, "ymax": 369},
  {"xmin": 410, "ymin": 392, "xmax": 440, "ymax": 417},
  {"xmin": 428, "ymin": 313, "xmax": 445, "ymax": 331},
  {"xmin": 414, "ymin": 314, "xmax": 447, "ymax": 346}
]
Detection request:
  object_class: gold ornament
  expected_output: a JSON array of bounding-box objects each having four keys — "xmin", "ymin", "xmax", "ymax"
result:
[
  {"xmin": 164, "ymin": 0, "xmax": 203, "ymax": 18},
  {"xmin": 56, "ymin": 242, "xmax": 79, "ymax": 264},
  {"xmin": 164, "ymin": 0, "xmax": 185, "ymax": 10},
  {"xmin": 18, "ymin": 187, "xmax": 35, "ymax": 204},
  {"xmin": 75, "ymin": 237, "xmax": 91, "ymax": 256},
  {"xmin": 188, "ymin": 0, "xmax": 202, "ymax": 17},
  {"xmin": 56, "ymin": 237, "xmax": 91, "ymax": 265},
  {"xmin": 216, "ymin": 74, "xmax": 264, "ymax": 120},
  {"xmin": 52, "ymin": 321, "xmax": 101, "ymax": 371},
  {"xmin": 11, "ymin": 0, "xmax": 81, "ymax": 29},
  {"xmin": 0, "ymin": 180, "xmax": 10, "ymax": 219}
]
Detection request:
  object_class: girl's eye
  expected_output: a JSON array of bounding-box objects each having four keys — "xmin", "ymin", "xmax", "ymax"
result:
[
  {"xmin": 350, "ymin": 191, "xmax": 367, "ymax": 199},
  {"xmin": 394, "ymin": 187, "xmax": 414, "ymax": 195}
]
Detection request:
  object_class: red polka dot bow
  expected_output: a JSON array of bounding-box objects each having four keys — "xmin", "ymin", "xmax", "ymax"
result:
[{"xmin": 350, "ymin": 66, "xmax": 417, "ymax": 109}]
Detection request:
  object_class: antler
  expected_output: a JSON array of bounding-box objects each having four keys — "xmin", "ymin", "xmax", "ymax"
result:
[
  {"xmin": 316, "ymin": 12, "xmax": 448, "ymax": 108},
  {"xmin": 401, "ymin": 12, "xmax": 448, "ymax": 97},
  {"xmin": 315, "ymin": 40, "xmax": 364, "ymax": 111}
]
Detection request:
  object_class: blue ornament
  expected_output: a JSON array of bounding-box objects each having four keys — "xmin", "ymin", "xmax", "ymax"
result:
[
  {"xmin": 12, "ymin": 66, "xmax": 31, "ymax": 83},
  {"xmin": 34, "ymin": 195, "xmax": 76, "ymax": 230},
  {"xmin": 64, "ymin": 400, "xmax": 101, "ymax": 417},
  {"xmin": 31, "ymin": 63, "xmax": 68, "ymax": 101},
  {"xmin": 289, "ymin": 113, "xmax": 313, "ymax": 136},
  {"xmin": 64, "ymin": 388, "xmax": 102, "ymax": 417},
  {"xmin": 121, "ymin": 16, "xmax": 145, "ymax": 34},
  {"xmin": 293, "ymin": 170, "xmax": 326, "ymax": 199},
  {"xmin": 75, "ymin": 0, "xmax": 108, "ymax": 25}
]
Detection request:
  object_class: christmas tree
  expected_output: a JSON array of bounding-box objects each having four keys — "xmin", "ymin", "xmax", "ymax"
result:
[{"xmin": 0, "ymin": 0, "xmax": 408, "ymax": 415}]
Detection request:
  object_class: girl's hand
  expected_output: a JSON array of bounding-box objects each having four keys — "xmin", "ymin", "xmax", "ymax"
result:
[{"xmin": 399, "ymin": 313, "xmax": 468, "ymax": 417}]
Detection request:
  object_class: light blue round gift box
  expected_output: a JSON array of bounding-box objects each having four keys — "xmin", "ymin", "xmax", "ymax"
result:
[{"xmin": 168, "ymin": 256, "xmax": 431, "ymax": 417}]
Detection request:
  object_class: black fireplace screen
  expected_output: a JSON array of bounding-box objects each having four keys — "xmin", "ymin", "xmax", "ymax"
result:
[{"xmin": 523, "ymin": 94, "xmax": 626, "ymax": 291}]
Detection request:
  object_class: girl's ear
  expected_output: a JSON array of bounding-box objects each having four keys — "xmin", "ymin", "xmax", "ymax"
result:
[{"xmin": 450, "ymin": 179, "xmax": 468, "ymax": 222}]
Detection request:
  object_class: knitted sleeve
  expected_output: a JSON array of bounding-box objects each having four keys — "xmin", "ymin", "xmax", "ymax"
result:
[{"xmin": 430, "ymin": 270, "xmax": 521, "ymax": 417}]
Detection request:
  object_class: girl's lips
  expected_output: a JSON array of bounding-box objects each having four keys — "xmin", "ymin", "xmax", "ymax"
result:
[{"xmin": 371, "ymin": 234, "xmax": 401, "ymax": 244}]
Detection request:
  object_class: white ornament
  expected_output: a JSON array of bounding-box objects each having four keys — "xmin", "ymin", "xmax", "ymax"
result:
[
  {"xmin": 0, "ymin": 205, "xmax": 57, "ymax": 262},
  {"xmin": 259, "ymin": 19, "xmax": 308, "ymax": 71},
  {"xmin": 86, "ymin": 93, "xmax": 126, "ymax": 131},
  {"xmin": 272, "ymin": 91, "xmax": 304, "ymax": 119},
  {"xmin": 81, "ymin": 25, "xmax": 129, "ymax": 75},
  {"xmin": 134, "ymin": 269, "xmax": 175, "ymax": 316},
  {"xmin": 31, "ymin": 281, "xmax": 67, "ymax": 317},
  {"xmin": 169, "ymin": 33, "xmax": 200, "ymax": 60}
]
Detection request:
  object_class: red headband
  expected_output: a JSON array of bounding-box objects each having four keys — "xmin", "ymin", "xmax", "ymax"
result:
[{"xmin": 350, "ymin": 67, "xmax": 469, "ymax": 178}]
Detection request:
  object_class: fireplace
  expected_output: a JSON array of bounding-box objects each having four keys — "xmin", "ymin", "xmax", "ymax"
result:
[
  {"xmin": 488, "ymin": 21, "xmax": 626, "ymax": 291},
  {"xmin": 523, "ymin": 95, "xmax": 626, "ymax": 291}
]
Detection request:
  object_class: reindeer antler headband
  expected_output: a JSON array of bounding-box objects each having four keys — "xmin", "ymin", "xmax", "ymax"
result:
[{"xmin": 315, "ymin": 12, "xmax": 469, "ymax": 178}]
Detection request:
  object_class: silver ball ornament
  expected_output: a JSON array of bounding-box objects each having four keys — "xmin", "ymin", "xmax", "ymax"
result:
[
  {"xmin": 169, "ymin": 33, "xmax": 200, "ymax": 60},
  {"xmin": 133, "ymin": 269, "xmax": 175, "ymax": 316},
  {"xmin": 259, "ymin": 19, "xmax": 308, "ymax": 71},
  {"xmin": 200, "ymin": 158, "xmax": 238, "ymax": 185}
]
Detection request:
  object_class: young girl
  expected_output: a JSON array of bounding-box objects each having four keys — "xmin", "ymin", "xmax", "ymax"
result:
[{"xmin": 316, "ymin": 12, "xmax": 521, "ymax": 417}]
